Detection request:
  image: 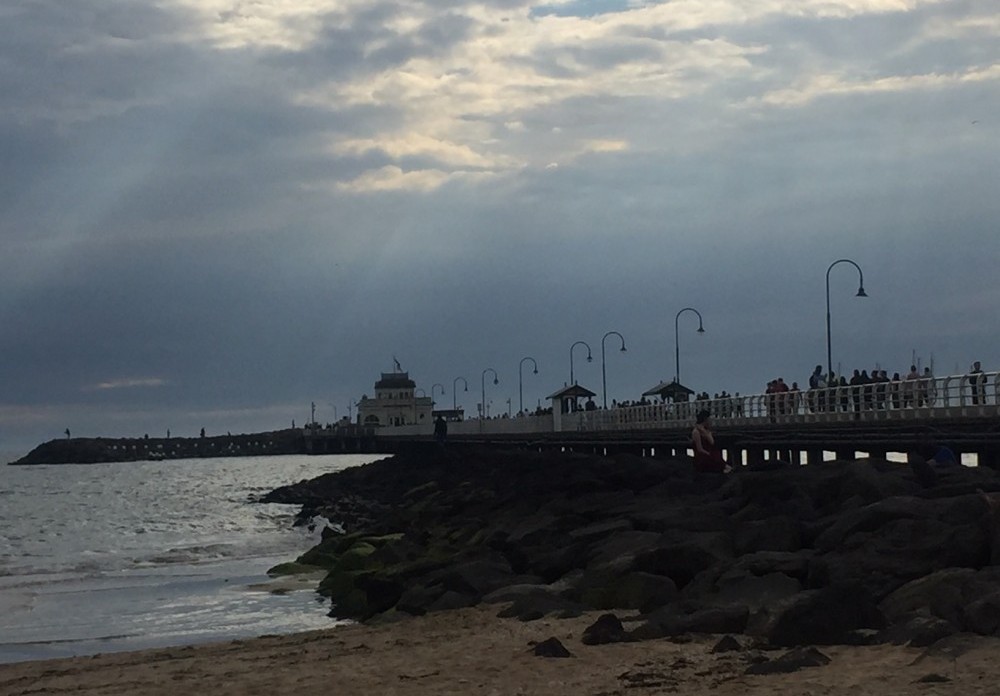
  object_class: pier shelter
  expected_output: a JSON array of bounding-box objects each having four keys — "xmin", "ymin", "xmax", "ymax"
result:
[
  {"xmin": 356, "ymin": 371, "xmax": 433, "ymax": 427},
  {"xmin": 547, "ymin": 384, "xmax": 597, "ymax": 432}
]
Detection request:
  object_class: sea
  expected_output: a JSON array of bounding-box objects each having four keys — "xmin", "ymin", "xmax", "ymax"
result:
[{"xmin": 0, "ymin": 453, "xmax": 383, "ymax": 664}]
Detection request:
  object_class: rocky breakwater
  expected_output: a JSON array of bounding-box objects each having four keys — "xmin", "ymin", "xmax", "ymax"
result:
[{"xmin": 263, "ymin": 447, "xmax": 1000, "ymax": 655}]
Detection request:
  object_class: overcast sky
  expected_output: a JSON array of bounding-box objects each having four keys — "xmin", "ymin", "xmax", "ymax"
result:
[{"xmin": 1, "ymin": 0, "xmax": 997, "ymax": 454}]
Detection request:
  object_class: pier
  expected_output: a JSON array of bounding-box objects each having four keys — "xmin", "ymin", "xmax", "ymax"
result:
[{"xmin": 306, "ymin": 371, "xmax": 1000, "ymax": 467}]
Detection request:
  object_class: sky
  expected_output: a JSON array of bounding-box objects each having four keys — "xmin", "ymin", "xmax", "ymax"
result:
[{"xmin": 1, "ymin": 0, "xmax": 998, "ymax": 454}]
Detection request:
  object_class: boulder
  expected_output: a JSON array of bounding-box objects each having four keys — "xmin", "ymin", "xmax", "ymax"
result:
[
  {"xmin": 751, "ymin": 584, "xmax": 884, "ymax": 647},
  {"xmin": 582, "ymin": 613, "xmax": 630, "ymax": 645},
  {"xmin": 745, "ymin": 646, "xmax": 831, "ymax": 675},
  {"xmin": 631, "ymin": 532, "xmax": 733, "ymax": 588},
  {"xmin": 532, "ymin": 637, "xmax": 573, "ymax": 658}
]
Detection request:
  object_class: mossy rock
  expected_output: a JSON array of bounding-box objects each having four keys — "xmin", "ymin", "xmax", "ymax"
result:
[
  {"xmin": 360, "ymin": 533, "xmax": 405, "ymax": 547},
  {"xmin": 296, "ymin": 547, "xmax": 341, "ymax": 569},
  {"xmin": 266, "ymin": 561, "xmax": 326, "ymax": 576},
  {"xmin": 318, "ymin": 567, "xmax": 367, "ymax": 598},
  {"xmin": 337, "ymin": 542, "xmax": 378, "ymax": 571}
]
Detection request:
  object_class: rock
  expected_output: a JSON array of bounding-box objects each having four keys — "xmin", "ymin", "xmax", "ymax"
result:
[
  {"xmin": 571, "ymin": 570, "xmax": 677, "ymax": 612},
  {"xmin": 427, "ymin": 590, "xmax": 476, "ymax": 612},
  {"xmin": 962, "ymin": 592, "xmax": 1000, "ymax": 636},
  {"xmin": 582, "ymin": 613, "xmax": 630, "ymax": 645},
  {"xmin": 633, "ymin": 604, "xmax": 749, "ymax": 639},
  {"xmin": 631, "ymin": 532, "xmax": 733, "ymax": 589},
  {"xmin": 496, "ymin": 594, "xmax": 586, "ymax": 622},
  {"xmin": 880, "ymin": 567, "xmax": 1000, "ymax": 633},
  {"xmin": 752, "ymin": 584, "xmax": 884, "ymax": 647},
  {"xmin": 745, "ymin": 646, "xmax": 831, "ymax": 675},
  {"xmin": 711, "ymin": 635, "xmax": 742, "ymax": 653},
  {"xmin": 733, "ymin": 516, "xmax": 802, "ymax": 554},
  {"xmin": 879, "ymin": 614, "xmax": 958, "ymax": 647},
  {"xmin": 481, "ymin": 583, "xmax": 558, "ymax": 604},
  {"xmin": 532, "ymin": 637, "xmax": 573, "ymax": 658},
  {"xmin": 915, "ymin": 673, "xmax": 951, "ymax": 683}
]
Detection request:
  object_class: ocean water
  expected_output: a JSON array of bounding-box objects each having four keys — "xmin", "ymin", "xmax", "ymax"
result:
[{"xmin": 0, "ymin": 453, "xmax": 383, "ymax": 664}]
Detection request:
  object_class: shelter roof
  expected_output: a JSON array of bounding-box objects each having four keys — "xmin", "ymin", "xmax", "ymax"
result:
[
  {"xmin": 642, "ymin": 380, "xmax": 695, "ymax": 398},
  {"xmin": 547, "ymin": 384, "xmax": 597, "ymax": 399}
]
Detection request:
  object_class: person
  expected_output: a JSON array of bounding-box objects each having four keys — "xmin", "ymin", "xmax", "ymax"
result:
[
  {"xmin": 692, "ymin": 409, "xmax": 728, "ymax": 473},
  {"xmin": 969, "ymin": 361, "xmax": 986, "ymax": 405},
  {"xmin": 434, "ymin": 415, "xmax": 448, "ymax": 444},
  {"xmin": 921, "ymin": 367, "xmax": 935, "ymax": 406},
  {"xmin": 903, "ymin": 365, "xmax": 919, "ymax": 408},
  {"xmin": 849, "ymin": 369, "xmax": 864, "ymax": 415},
  {"xmin": 808, "ymin": 365, "xmax": 825, "ymax": 412}
]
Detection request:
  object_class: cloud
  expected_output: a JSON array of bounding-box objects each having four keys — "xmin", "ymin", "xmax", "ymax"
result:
[
  {"xmin": 750, "ymin": 62, "xmax": 1000, "ymax": 107},
  {"xmin": 0, "ymin": 0, "xmax": 997, "ymax": 451},
  {"xmin": 88, "ymin": 378, "xmax": 168, "ymax": 391}
]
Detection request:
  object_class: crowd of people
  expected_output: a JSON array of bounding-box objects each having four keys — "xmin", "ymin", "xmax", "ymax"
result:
[{"xmin": 765, "ymin": 361, "xmax": 992, "ymax": 416}]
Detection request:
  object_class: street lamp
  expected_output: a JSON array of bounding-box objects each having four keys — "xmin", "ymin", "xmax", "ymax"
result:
[
  {"xmin": 601, "ymin": 331, "xmax": 627, "ymax": 409},
  {"xmin": 452, "ymin": 377, "xmax": 468, "ymax": 411},
  {"xmin": 431, "ymin": 383, "xmax": 445, "ymax": 406},
  {"xmin": 481, "ymin": 369, "xmax": 499, "ymax": 421},
  {"xmin": 674, "ymin": 308, "xmax": 705, "ymax": 383},
  {"xmin": 825, "ymin": 259, "xmax": 867, "ymax": 379},
  {"xmin": 519, "ymin": 357, "xmax": 539, "ymax": 415},
  {"xmin": 570, "ymin": 340, "xmax": 593, "ymax": 385}
]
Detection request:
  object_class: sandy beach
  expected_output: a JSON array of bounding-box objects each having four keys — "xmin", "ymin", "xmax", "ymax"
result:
[{"xmin": 2, "ymin": 605, "xmax": 997, "ymax": 696}]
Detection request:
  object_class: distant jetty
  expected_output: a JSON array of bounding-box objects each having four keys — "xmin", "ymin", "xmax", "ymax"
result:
[{"xmin": 8, "ymin": 429, "xmax": 306, "ymax": 465}]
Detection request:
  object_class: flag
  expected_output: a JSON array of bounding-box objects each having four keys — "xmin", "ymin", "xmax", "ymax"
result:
[{"xmin": 393, "ymin": 356, "xmax": 402, "ymax": 372}]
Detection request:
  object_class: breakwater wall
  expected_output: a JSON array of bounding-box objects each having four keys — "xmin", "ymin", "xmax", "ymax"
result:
[{"xmin": 9, "ymin": 429, "xmax": 306, "ymax": 465}]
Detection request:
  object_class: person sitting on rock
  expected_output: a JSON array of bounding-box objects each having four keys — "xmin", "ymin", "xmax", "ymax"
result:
[{"xmin": 692, "ymin": 409, "xmax": 729, "ymax": 473}]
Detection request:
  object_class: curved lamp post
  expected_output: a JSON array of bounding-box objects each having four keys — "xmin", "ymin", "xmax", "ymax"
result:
[
  {"xmin": 431, "ymin": 383, "xmax": 445, "ymax": 406},
  {"xmin": 452, "ymin": 377, "xmax": 468, "ymax": 411},
  {"xmin": 481, "ymin": 368, "xmax": 499, "ymax": 420},
  {"xmin": 674, "ymin": 308, "xmax": 705, "ymax": 383},
  {"xmin": 601, "ymin": 331, "xmax": 627, "ymax": 408},
  {"xmin": 570, "ymin": 340, "xmax": 593, "ymax": 386},
  {"xmin": 519, "ymin": 357, "xmax": 538, "ymax": 415},
  {"xmin": 825, "ymin": 259, "xmax": 867, "ymax": 379}
]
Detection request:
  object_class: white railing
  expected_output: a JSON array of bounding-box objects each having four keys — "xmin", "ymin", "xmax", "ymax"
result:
[
  {"xmin": 366, "ymin": 371, "xmax": 998, "ymax": 438},
  {"xmin": 565, "ymin": 371, "xmax": 999, "ymax": 432}
]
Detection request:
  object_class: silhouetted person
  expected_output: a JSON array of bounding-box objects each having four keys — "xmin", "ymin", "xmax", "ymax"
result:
[
  {"xmin": 969, "ymin": 361, "xmax": 986, "ymax": 405},
  {"xmin": 434, "ymin": 415, "xmax": 448, "ymax": 444}
]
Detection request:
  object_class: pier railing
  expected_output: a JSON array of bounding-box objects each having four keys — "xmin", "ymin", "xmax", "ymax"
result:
[
  {"xmin": 368, "ymin": 371, "xmax": 998, "ymax": 437},
  {"xmin": 566, "ymin": 371, "xmax": 999, "ymax": 432}
]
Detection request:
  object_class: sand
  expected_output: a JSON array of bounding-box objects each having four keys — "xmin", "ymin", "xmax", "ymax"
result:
[{"xmin": 2, "ymin": 606, "xmax": 997, "ymax": 695}]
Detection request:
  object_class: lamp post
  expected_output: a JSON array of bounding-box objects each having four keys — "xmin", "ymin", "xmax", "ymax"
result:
[
  {"xmin": 348, "ymin": 399, "xmax": 357, "ymax": 423},
  {"xmin": 431, "ymin": 383, "xmax": 445, "ymax": 406},
  {"xmin": 452, "ymin": 377, "xmax": 468, "ymax": 411},
  {"xmin": 825, "ymin": 259, "xmax": 867, "ymax": 379},
  {"xmin": 601, "ymin": 331, "xmax": 627, "ymax": 409},
  {"xmin": 674, "ymin": 308, "xmax": 705, "ymax": 383},
  {"xmin": 570, "ymin": 340, "xmax": 593, "ymax": 385},
  {"xmin": 519, "ymin": 357, "xmax": 538, "ymax": 415},
  {"xmin": 481, "ymin": 369, "xmax": 499, "ymax": 422}
]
